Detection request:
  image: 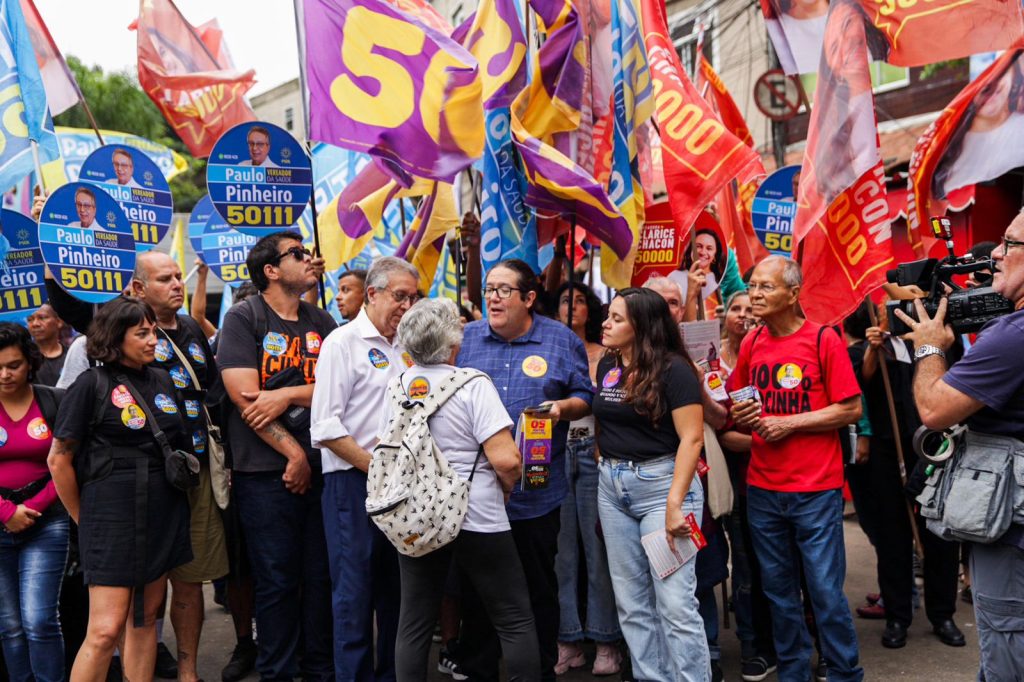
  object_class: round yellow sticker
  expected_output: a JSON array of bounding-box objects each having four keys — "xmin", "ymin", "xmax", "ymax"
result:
[
  {"xmin": 122, "ymin": 404, "xmax": 147, "ymax": 430},
  {"xmin": 776, "ymin": 363, "xmax": 803, "ymax": 389},
  {"xmin": 522, "ymin": 355, "xmax": 548, "ymax": 378}
]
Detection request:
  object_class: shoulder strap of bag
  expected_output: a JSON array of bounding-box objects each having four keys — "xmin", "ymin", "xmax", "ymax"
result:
[
  {"xmin": 32, "ymin": 385, "xmax": 64, "ymax": 427},
  {"xmin": 158, "ymin": 329, "xmax": 217, "ymax": 429},
  {"xmin": 114, "ymin": 374, "xmax": 177, "ymax": 461},
  {"xmin": 412, "ymin": 369, "xmax": 487, "ymax": 419}
]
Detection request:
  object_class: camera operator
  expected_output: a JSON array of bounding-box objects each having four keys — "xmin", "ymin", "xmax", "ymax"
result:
[{"xmin": 895, "ymin": 214, "xmax": 1024, "ymax": 681}]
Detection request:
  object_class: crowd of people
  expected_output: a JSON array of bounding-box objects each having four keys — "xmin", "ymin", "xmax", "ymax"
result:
[{"xmin": 0, "ymin": 206, "xmax": 1022, "ymax": 682}]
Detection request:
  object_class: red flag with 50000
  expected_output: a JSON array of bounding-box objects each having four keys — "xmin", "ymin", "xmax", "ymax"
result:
[{"xmin": 133, "ymin": 0, "xmax": 256, "ymax": 158}]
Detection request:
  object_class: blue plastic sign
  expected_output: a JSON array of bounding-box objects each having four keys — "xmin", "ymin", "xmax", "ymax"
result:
[
  {"xmin": 188, "ymin": 195, "xmax": 258, "ymax": 288},
  {"xmin": 38, "ymin": 182, "xmax": 136, "ymax": 304},
  {"xmin": 207, "ymin": 121, "xmax": 311, "ymax": 238},
  {"xmin": 80, "ymin": 145, "xmax": 174, "ymax": 252},
  {"xmin": 0, "ymin": 210, "xmax": 47, "ymax": 324},
  {"xmin": 751, "ymin": 165, "xmax": 800, "ymax": 257}
]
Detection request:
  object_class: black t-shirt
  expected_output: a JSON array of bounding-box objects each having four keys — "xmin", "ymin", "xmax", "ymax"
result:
[
  {"xmin": 36, "ymin": 346, "xmax": 68, "ymax": 387},
  {"xmin": 593, "ymin": 354, "xmax": 702, "ymax": 461},
  {"xmin": 54, "ymin": 365, "xmax": 192, "ymax": 463},
  {"xmin": 216, "ymin": 296, "xmax": 337, "ymax": 473}
]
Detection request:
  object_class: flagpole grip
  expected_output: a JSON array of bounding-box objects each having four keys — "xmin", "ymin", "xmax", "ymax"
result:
[{"xmin": 30, "ymin": 141, "xmax": 47, "ymax": 194}]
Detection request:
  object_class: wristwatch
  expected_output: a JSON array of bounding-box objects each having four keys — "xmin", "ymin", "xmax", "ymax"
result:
[{"xmin": 914, "ymin": 344, "xmax": 946, "ymax": 360}]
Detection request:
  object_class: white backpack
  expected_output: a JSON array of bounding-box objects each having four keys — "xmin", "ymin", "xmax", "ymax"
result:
[{"xmin": 366, "ymin": 368, "xmax": 488, "ymax": 557}]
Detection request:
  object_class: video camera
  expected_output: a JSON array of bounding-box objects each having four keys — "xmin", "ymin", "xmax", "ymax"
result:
[{"xmin": 886, "ymin": 217, "xmax": 1013, "ymax": 336}]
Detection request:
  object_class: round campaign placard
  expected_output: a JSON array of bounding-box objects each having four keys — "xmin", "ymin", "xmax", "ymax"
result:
[
  {"xmin": 207, "ymin": 121, "xmax": 311, "ymax": 238},
  {"xmin": 188, "ymin": 195, "xmax": 259, "ymax": 288},
  {"xmin": 751, "ymin": 165, "xmax": 800, "ymax": 257},
  {"xmin": 38, "ymin": 182, "xmax": 136, "ymax": 304},
  {"xmin": 80, "ymin": 145, "xmax": 174, "ymax": 252},
  {"xmin": 0, "ymin": 209, "xmax": 48, "ymax": 325}
]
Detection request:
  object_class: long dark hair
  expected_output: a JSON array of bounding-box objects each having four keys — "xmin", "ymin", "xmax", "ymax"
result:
[
  {"xmin": 86, "ymin": 297, "xmax": 157, "ymax": 364},
  {"xmin": 0, "ymin": 323, "xmax": 41, "ymax": 383},
  {"xmin": 556, "ymin": 281, "xmax": 603, "ymax": 344},
  {"xmin": 682, "ymin": 228, "xmax": 727, "ymax": 280},
  {"xmin": 616, "ymin": 288, "xmax": 693, "ymax": 424}
]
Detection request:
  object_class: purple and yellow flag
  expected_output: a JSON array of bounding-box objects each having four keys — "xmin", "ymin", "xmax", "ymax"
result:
[
  {"xmin": 396, "ymin": 182, "xmax": 459, "ymax": 290},
  {"xmin": 303, "ymin": 0, "xmax": 483, "ymax": 187},
  {"xmin": 455, "ymin": 0, "xmax": 527, "ymax": 110}
]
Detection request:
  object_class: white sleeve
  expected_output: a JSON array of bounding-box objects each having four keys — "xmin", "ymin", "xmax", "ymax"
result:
[
  {"xmin": 56, "ymin": 337, "xmax": 89, "ymax": 390},
  {"xmin": 467, "ymin": 377, "xmax": 514, "ymax": 445},
  {"xmin": 309, "ymin": 334, "xmax": 354, "ymax": 447}
]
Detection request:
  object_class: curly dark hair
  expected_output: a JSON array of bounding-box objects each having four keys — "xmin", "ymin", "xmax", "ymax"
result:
[
  {"xmin": 86, "ymin": 297, "xmax": 157, "ymax": 364},
  {"xmin": 615, "ymin": 288, "xmax": 694, "ymax": 424},
  {"xmin": 0, "ymin": 322, "xmax": 42, "ymax": 383},
  {"xmin": 556, "ymin": 281, "xmax": 604, "ymax": 344}
]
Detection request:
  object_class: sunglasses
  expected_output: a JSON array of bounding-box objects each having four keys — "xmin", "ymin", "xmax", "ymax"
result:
[{"xmin": 272, "ymin": 246, "xmax": 312, "ymax": 264}]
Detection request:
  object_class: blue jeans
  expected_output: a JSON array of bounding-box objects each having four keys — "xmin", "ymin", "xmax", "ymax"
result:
[
  {"xmin": 598, "ymin": 456, "xmax": 709, "ymax": 682},
  {"xmin": 747, "ymin": 487, "xmax": 862, "ymax": 682},
  {"xmin": 234, "ymin": 471, "xmax": 333, "ymax": 682},
  {"xmin": 322, "ymin": 469, "xmax": 400, "ymax": 682},
  {"xmin": 555, "ymin": 437, "xmax": 620, "ymax": 643},
  {"xmin": 0, "ymin": 509, "xmax": 69, "ymax": 682}
]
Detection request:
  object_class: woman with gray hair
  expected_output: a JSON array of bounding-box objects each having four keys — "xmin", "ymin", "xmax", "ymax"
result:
[{"xmin": 380, "ymin": 298, "xmax": 540, "ymax": 681}]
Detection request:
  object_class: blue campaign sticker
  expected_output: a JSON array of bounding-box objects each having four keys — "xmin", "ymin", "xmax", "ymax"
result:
[
  {"xmin": 154, "ymin": 338, "xmax": 173, "ymax": 363},
  {"xmin": 38, "ymin": 182, "xmax": 135, "ymax": 304},
  {"xmin": 80, "ymin": 145, "xmax": 174, "ymax": 252},
  {"xmin": 263, "ymin": 332, "xmax": 288, "ymax": 357},
  {"xmin": 189, "ymin": 195, "xmax": 262, "ymax": 288},
  {"xmin": 169, "ymin": 365, "xmax": 190, "ymax": 389},
  {"xmin": 0, "ymin": 209, "xmax": 48, "ymax": 326},
  {"xmin": 154, "ymin": 393, "xmax": 179, "ymax": 414},
  {"xmin": 207, "ymin": 121, "xmax": 311, "ymax": 238},
  {"xmin": 188, "ymin": 341, "xmax": 206, "ymax": 365},
  {"xmin": 192, "ymin": 430, "xmax": 206, "ymax": 454},
  {"xmin": 368, "ymin": 348, "xmax": 390, "ymax": 370},
  {"xmin": 184, "ymin": 400, "xmax": 201, "ymax": 420},
  {"xmin": 751, "ymin": 165, "xmax": 799, "ymax": 257},
  {"xmin": 0, "ymin": 426, "xmax": 7, "ymax": 447}
]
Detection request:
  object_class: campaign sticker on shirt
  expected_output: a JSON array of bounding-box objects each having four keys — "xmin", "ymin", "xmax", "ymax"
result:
[
  {"xmin": 111, "ymin": 385, "xmax": 136, "ymax": 408},
  {"xmin": 408, "ymin": 377, "xmax": 430, "ymax": 399},
  {"xmin": 776, "ymin": 364, "xmax": 803, "ymax": 390},
  {"xmin": 26, "ymin": 417, "xmax": 50, "ymax": 440},
  {"xmin": 0, "ymin": 426, "xmax": 8, "ymax": 447},
  {"xmin": 522, "ymin": 355, "xmax": 548, "ymax": 378},
  {"xmin": 187, "ymin": 342, "xmax": 206, "ymax": 365},
  {"xmin": 184, "ymin": 400, "xmax": 201, "ymax": 420},
  {"xmin": 154, "ymin": 394, "xmax": 179, "ymax": 414},
  {"xmin": 402, "ymin": 351, "xmax": 414, "ymax": 368},
  {"xmin": 192, "ymin": 430, "xmax": 206, "ymax": 454},
  {"xmin": 170, "ymin": 365, "xmax": 190, "ymax": 389},
  {"xmin": 263, "ymin": 332, "xmax": 288, "ymax": 357},
  {"xmin": 122, "ymin": 404, "xmax": 147, "ymax": 430},
  {"xmin": 368, "ymin": 348, "xmax": 390, "ymax": 370},
  {"xmin": 305, "ymin": 332, "xmax": 322, "ymax": 354},
  {"xmin": 602, "ymin": 367, "xmax": 622, "ymax": 388},
  {"xmin": 154, "ymin": 338, "xmax": 173, "ymax": 363}
]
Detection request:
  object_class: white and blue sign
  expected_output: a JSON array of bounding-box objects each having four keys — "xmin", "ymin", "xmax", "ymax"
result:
[
  {"xmin": 80, "ymin": 145, "xmax": 174, "ymax": 252},
  {"xmin": 207, "ymin": 121, "xmax": 311, "ymax": 238},
  {"xmin": 38, "ymin": 183, "xmax": 135, "ymax": 304},
  {"xmin": 751, "ymin": 165, "xmax": 799, "ymax": 257},
  {"xmin": 188, "ymin": 195, "xmax": 259, "ymax": 288},
  {"xmin": 0, "ymin": 210, "xmax": 47, "ymax": 325}
]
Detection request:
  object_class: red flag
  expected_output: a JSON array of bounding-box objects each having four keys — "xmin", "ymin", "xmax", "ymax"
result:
[
  {"xmin": 133, "ymin": 0, "xmax": 256, "ymax": 158},
  {"xmin": 639, "ymin": 0, "xmax": 760, "ymax": 246},
  {"xmin": 697, "ymin": 56, "xmax": 753, "ymax": 149},
  {"xmin": 20, "ymin": 0, "xmax": 80, "ymax": 116},
  {"xmin": 719, "ymin": 179, "xmax": 769, "ymax": 275},
  {"xmin": 908, "ymin": 46, "xmax": 1024, "ymax": 256},
  {"xmin": 794, "ymin": 0, "xmax": 893, "ymax": 325}
]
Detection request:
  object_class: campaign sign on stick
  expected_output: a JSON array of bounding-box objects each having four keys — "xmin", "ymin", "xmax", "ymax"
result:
[
  {"xmin": 188, "ymin": 195, "xmax": 258, "ymax": 288},
  {"xmin": 38, "ymin": 183, "xmax": 135, "ymax": 304},
  {"xmin": 80, "ymin": 145, "xmax": 174, "ymax": 251},
  {"xmin": 0, "ymin": 210, "xmax": 48, "ymax": 324},
  {"xmin": 207, "ymin": 121, "xmax": 312, "ymax": 238},
  {"xmin": 752, "ymin": 165, "xmax": 799, "ymax": 257}
]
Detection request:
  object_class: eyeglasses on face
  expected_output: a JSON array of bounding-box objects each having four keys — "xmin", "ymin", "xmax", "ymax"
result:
[
  {"xmin": 747, "ymin": 282, "xmax": 782, "ymax": 294},
  {"xmin": 272, "ymin": 246, "xmax": 312, "ymax": 264},
  {"xmin": 1001, "ymin": 236, "xmax": 1024, "ymax": 257},
  {"xmin": 75, "ymin": 202, "xmax": 96, "ymax": 210},
  {"xmin": 382, "ymin": 287, "xmax": 421, "ymax": 305},
  {"xmin": 484, "ymin": 285, "xmax": 522, "ymax": 299}
]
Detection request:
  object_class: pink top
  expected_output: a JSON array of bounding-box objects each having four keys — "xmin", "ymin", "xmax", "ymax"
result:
[{"xmin": 0, "ymin": 399, "xmax": 57, "ymax": 523}]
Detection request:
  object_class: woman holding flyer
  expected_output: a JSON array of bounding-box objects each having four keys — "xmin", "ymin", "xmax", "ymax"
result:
[{"xmin": 593, "ymin": 288, "xmax": 708, "ymax": 681}]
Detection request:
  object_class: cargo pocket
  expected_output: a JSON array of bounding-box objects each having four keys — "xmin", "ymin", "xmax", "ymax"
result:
[
  {"xmin": 974, "ymin": 593, "xmax": 1024, "ymax": 681},
  {"xmin": 916, "ymin": 465, "xmax": 946, "ymax": 520},
  {"xmin": 943, "ymin": 463, "xmax": 1012, "ymax": 543}
]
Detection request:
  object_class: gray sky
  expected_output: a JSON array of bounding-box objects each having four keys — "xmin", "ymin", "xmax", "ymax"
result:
[{"xmin": 34, "ymin": 0, "xmax": 301, "ymax": 97}]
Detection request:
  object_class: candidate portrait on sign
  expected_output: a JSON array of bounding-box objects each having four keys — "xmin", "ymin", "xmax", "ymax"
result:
[
  {"xmin": 239, "ymin": 126, "xmax": 279, "ymax": 168},
  {"xmin": 107, "ymin": 148, "xmax": 143, "ymax": 188},
  {"xmin": 68, "ymin": 187, "xmax": 99, "ymax": 229},
  {"xmin": 764, "ymin": 0, "xmax": 830, "ymax": 74}
]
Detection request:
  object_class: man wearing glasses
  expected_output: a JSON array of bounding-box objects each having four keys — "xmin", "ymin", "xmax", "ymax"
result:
[
  {"xmin": 455, "ymin": 258, "xmax": 592, "ymax": 681},
  {"xmin": 896, "ymin": 214, "xmax": 1024, "ymax": 681},
  {"xmin": 107, "ymin": 148, "xmax": 142, "ymax": 188},
  {"xmin": 240, "ymin": 126, "xmax": 279, "ymax": 168},
  {"xmin": 218, "ymin": 232, "xmax": 337, "ymax": 682},
  {"xmin": 311, "ymin": 256, "xmax": 420, "ymax": 681},
  {"xmin": 68, "ymin": 187, "xmax": 99, "ymax": 229}
]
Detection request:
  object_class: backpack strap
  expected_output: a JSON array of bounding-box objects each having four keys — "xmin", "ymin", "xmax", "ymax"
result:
[
  {"xmin": 412, "ymin": 368, "xmax": 488, "ymax": 419},
  {"xmin": 32, "ymin": 385, "xmax": 65, "ymax": 428}
]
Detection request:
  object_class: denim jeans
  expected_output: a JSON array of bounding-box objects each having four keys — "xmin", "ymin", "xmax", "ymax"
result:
[
  {"xmin": 0, "ymin": 508, "xmax": 69, "ymax": 682},
  {"xmin": 598, "ymin": 456, "xmax": 709, "ymax": 682},
  {"xmin": 747, "ymin": 487, "xmax": 862, "ymax": 682},
  {"xmin": 234, "ymin": 471, "xmax": 333, "ymax": 682},
  {"xmin": 555, "ymin": 437, "xmax": 621, "ymax": 643}
]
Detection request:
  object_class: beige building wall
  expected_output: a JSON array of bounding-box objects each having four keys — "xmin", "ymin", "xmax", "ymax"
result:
[{"xmin": 250, "ymin": 78, "xmax": 303, "ymax": 136}]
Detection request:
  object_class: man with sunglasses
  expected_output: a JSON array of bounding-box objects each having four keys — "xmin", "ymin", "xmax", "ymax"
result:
[
  {"xmin": 896, "ymin": 214, "xmax": 1024, "ymax": 681},
  {"xmin": 218, "ymin": 231, "xmax": 337, "ymax": 682},
  {"xmin": 310, "ymin": 256, "xmax": 420, "ymax": 681}
]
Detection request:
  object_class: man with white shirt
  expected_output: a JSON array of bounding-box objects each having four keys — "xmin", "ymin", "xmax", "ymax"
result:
[
  {"xmin": 311, "ymin": 256, "xmax": 421, "ymax": 682},
  {"xmin": 240, "ymin": 126, "xmax": 280, "ymax": 168},
  {"xmin": 68, "ymin": 187, "xmax": 99, "ymax": 228},
  {"xmin": 107, "ymin": 148, "xmax": 143, "ymax": 188}
]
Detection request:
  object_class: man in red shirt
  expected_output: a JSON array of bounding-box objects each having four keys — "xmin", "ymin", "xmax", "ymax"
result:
[{"xmin": 729, "ymin": 256, "xmax": 864, "ymax": 682}]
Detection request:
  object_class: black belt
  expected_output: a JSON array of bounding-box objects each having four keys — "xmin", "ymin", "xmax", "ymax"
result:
[{"xmin": 0, "ymin": 476, "xmax": 50, "ymax": 505}]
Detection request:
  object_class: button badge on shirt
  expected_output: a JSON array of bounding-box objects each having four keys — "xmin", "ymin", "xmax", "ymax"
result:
[
  {"xmin": 184, "ymin": 400, "xmax": 200, "ymax": 419},
  {"xmin": 0, "ymin": 426, "xmax": 8, "ymax": 447},
  {"xmin": 155, "ymin": 394, "xmax": 179, "ymax": 414},
  {"xmin": 154, "ymin": 339, "xmax": 173, "ymax": 362},
  {"xmin": 27, "ymin": 418, "xmax": 49, "ymax": 440},
  {"xmin": 368, "ymin": 348, "xmax": 390, "ymax": 370},
  {"xmin": 305, "ymin": 332, "xmax": 322, "ymax": 355},
  {"xmin": 408, "ymin": 376, "xmax": 430, "ymax": 399},
  {"xmin": 521, "ymin": 355, "xmax": 548, "ymax": 378},
  {"xmin": 603, "ymin": 367, "xmax": 622, "ymax": 388},
  {"xmin": 170, "ymin": 366, "xmax": 190, "ymax": 389},
  {"xmin": 122, "ymin": 404, "xmax": 147, "ymax": 430},
  {"xmin": 188, "ymin": 342, "xmax": 206, "ymax": 365},
  {"xmin": 263, "ymin": 332, "xmax": 288, "ymax": 357},
  {"xmin": 402, "ymin": 351, "xmax": 414, "ymax": 368},
  {"xmin": 111, "ymin": 385, "xmax": 136, "ymax": 408},
  {"xmin": 777, "ymin": 364, "xmax": 803, "ymax": 390}
]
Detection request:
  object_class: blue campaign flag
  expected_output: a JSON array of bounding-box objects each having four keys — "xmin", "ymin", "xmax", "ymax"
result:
[{"xmin": 0, "ymin": 0, "xmax": 60, "ymax": 192}]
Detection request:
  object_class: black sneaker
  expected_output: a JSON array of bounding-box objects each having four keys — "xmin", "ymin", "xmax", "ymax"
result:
[
  {"xmin": 437, "ymin": 645, "xmax": 468, "ymax": 681},
  {"xmin": 815, "ymin": 657, "xmax": 827, "ymax": 682},
  {"xmin": 741, "ymin": 656, "xmax": 778, "ymax": 682},
  {"xmin": 222, "ymin": 640, "xmax": 258, "ymax": 682},
  {"xmin": 155, "ymin": 643, "xmax": 178, "ymax": 679},
  {"xmin": 106, "ymin": 656, "xmax": 123, "ymax": 682},
  {"xmin": 711, "ymin": 660, "xmax": 724, "ymax": 682}
]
